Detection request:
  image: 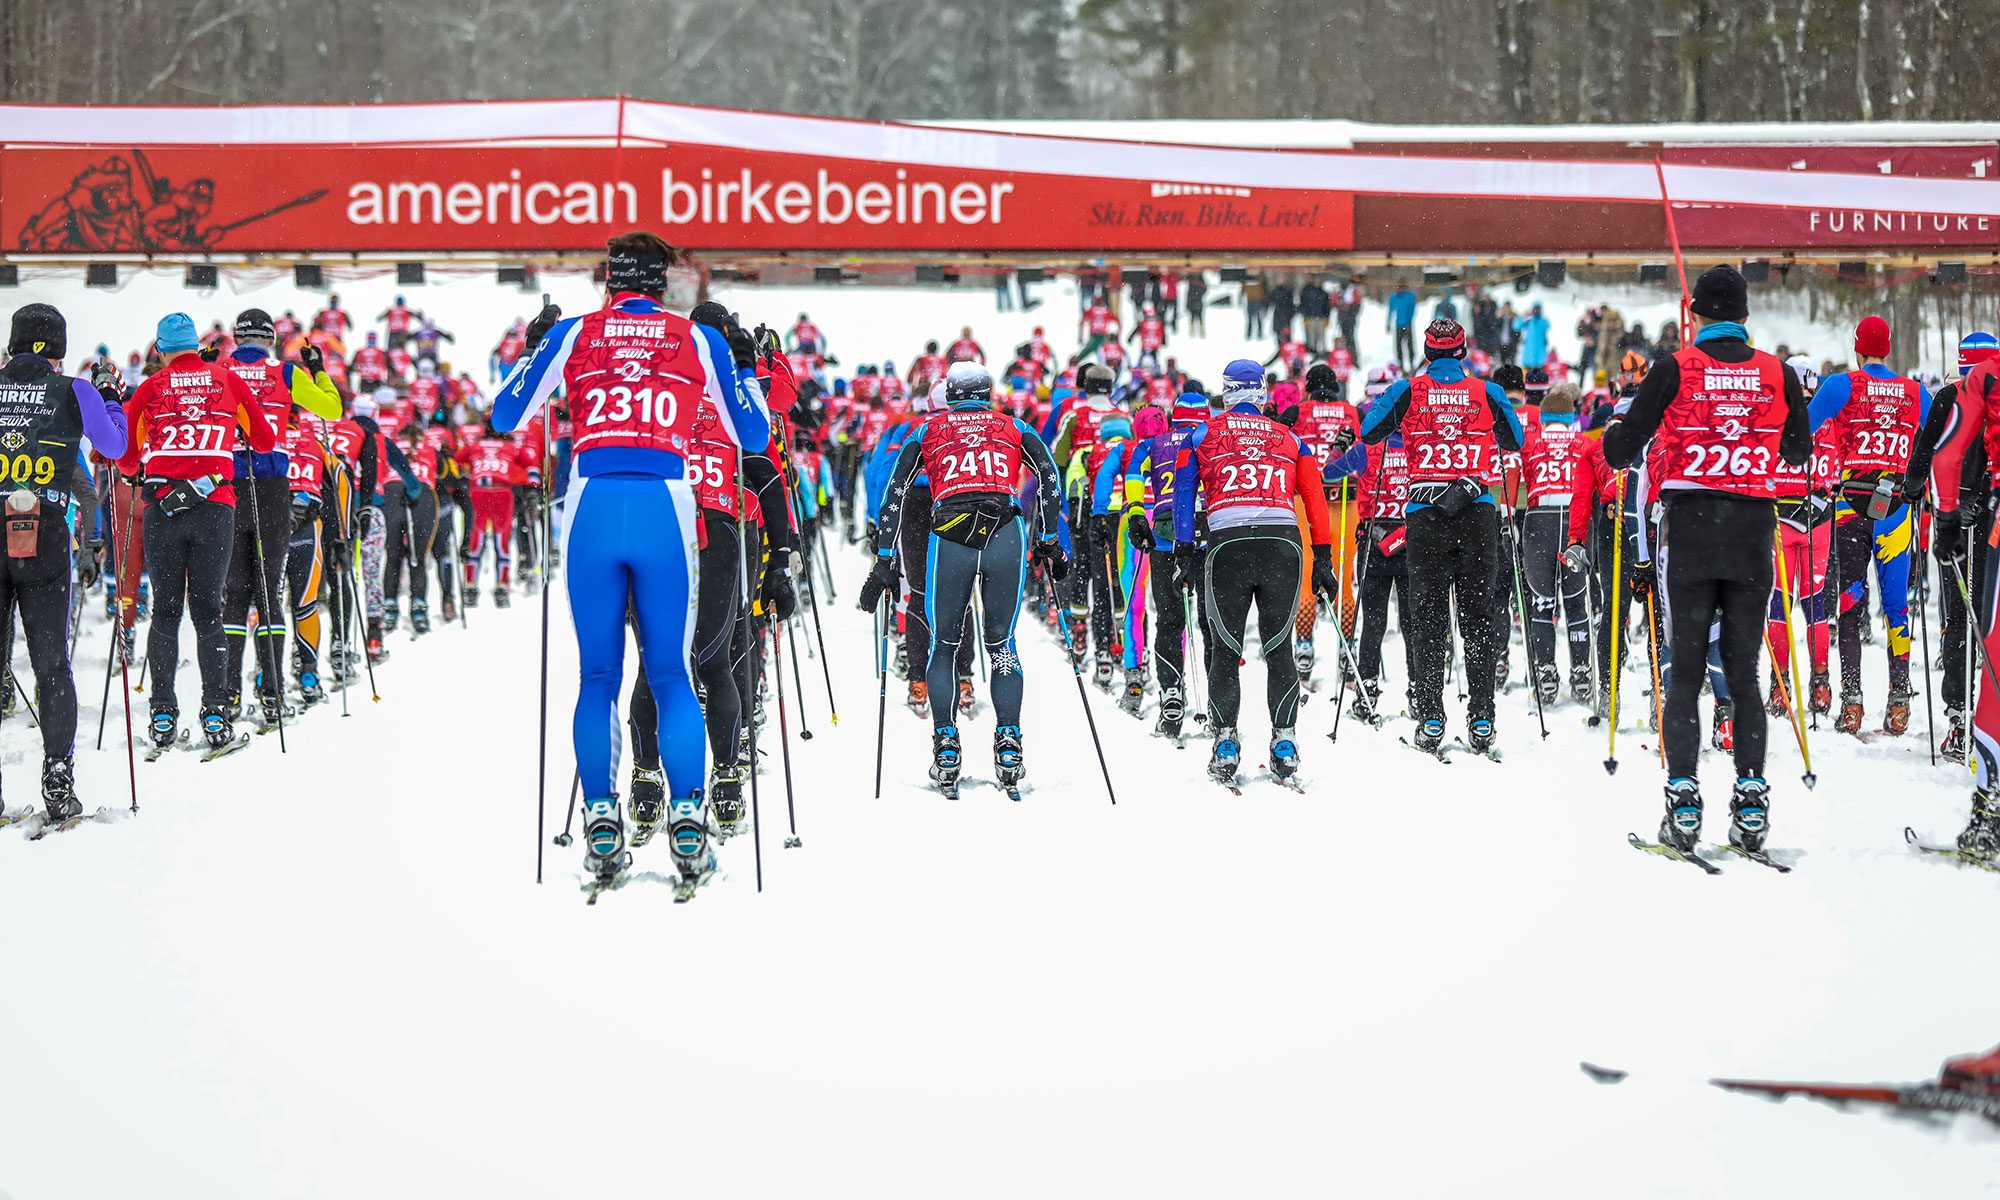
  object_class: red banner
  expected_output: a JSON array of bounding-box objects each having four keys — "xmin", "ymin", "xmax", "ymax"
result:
[
  {"xmin": 1666, "ymin": 143, "xmax": 2000, "ymax": 249},
  {"xmin": 2, "ymin": 144, "xmax": 1354, "ymax": 254}
]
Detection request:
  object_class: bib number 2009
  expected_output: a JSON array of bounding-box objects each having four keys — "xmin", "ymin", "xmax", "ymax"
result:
[
  {"xmin": 1684, "ymin": 443, "xmax": 1771, "ymax": 477},
  {"xmin": 0, "ymin": 453, "xmax": 54, "ymax": 486},
  {"xmin": 583, "ymin": 385, "xmax": 675, "ymax": 429}
]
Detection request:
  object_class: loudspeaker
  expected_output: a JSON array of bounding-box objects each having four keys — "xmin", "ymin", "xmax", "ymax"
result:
[
  {"xmin": 1838, "ymin": 261, "xmax": 1869, "ymax": 283},
  {"xmin": 814, "ymin": 267, "xmax": 844, "ymax": 283},
  {"xmin": 497, "ymin": 266, "xmax": 528, "ymax": 287},
  {"xmin": 1935, "ymin": 261, "xmax": 1968, "ymax": 285},
  {"xmin": 1219, "ymin": 267, "xmax": 1249, "ymax": 283},
  {"xmin": 1422, "ymin": 266, "xmax": 1456, "ymax": 286},
  {"xmin": 184, "ymin": 264, "xmax": 218, "ymax": 289},
  {"xmin": 1740, "ymin": 259, "xmax": 1770, "ymax": 284},
  {"xmin": 397, "ymin": 262, "xmax": 426, "ymax": 286},
  {"xmin": 1638, "ymin": 263, "xmax": 1671, "ymax": 284},
  {"xmin": 916, "ymin": 265, "xmax": 945, "ymax": 284},
  {"xmin": 1536, "ymin": 259, "xmax": 1566, "ymax": 287},
  {"xmin": 294, "ymin": 263, "xmax": 324, "ymax": 289},
  {"xmin": 1016, "ymin": 267, "xmax": 1046, "ymax": 284},
  {"xmin": 0, "ymin": 265, "xmax": 17, "ymax": 288},
  {"xmin": 86, "ymin": 263, "xmax": 117, "ymax": 288}
]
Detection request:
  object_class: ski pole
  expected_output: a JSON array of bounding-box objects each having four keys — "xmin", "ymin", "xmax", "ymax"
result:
[
  {"xmin": 772, "ymin": 616, "xmax": 801, "ymax": 848},
  {"xmin": 449, "ymin": 499, "xmax": 468, "ymax": 629},
  {"xmin": 1805, "ymin": 497, "xmax": 1823, "ymax": 729},
  {"xmin": 112, "ymin": 479, "xmax": 139, "ymax": 812},
  {"xmin": 873, "ymin": 593, "xmax": 890, "ymax": 799},
  {"xmin": 1772, "ymin": 525, "xmax": 1817, "ymax": 788},
  {"xmin": 1604, "ymin": 474, "xmax": 1626, "ymax": 774},
  {"xmin": 1507, "ymin": 516, "xmax": 1548, "ymax": 740},
  {"xmin": 1643, "ymin": 588, "xmax": 1666, "ymax": 765},
  {"xmin": 786, "ymin": 613, "xmax": 813, "ymax": 740},
  {"xmin": 553, "ymin": 771, "xmax": 578, "ymax": 847},
  {"xmin": 804, "ymin": 556, "xmax": 839, "ymax": 725},
  {"xmin": 1917, "ymin": 541, "xmax": 1936, "ymax": 765},
  {"xmin": 242, "ymin": 475, "xmax": 287, "ymax": 754},
  {"xmin": 11, "ymin": 670, "xmax": 39, "ymax": 727},
  {"xmin": 815, "ymin": 522, "xmax": 839, "ymax": 600},
  {"xmin": 735, "ymin": 462, "xmax": 765, "ymax": 896},
  {"xmin": 535, "ymin": 422, "xmax": 553, "ymax": 883},
  {"xmin": 96, "ymin": 484, "xmax": 136, "ymax": 751},
  {"xmin": 350, "ymin": 546, "xmax": 379, "ymax": 703},
  {"xmin": 1069, "ymin": 655, "xmax": 1118, "ymax": 805}
]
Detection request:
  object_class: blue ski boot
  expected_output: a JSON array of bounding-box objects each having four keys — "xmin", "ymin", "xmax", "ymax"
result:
[
  {"xmin": 1728, "ymin": 777, "xmax": 1770, "ymax": 855},
  {"xmin": 1660, "ymin": 777, "xmax": 1703, "ymax": 853},
  {"xmin": 1209, "ymin": 726, "xmax": 1241, "ymax": 782},
  {"xmin": 1270, "ymin": 727, "xmax": 1300, "ymax": 778}
]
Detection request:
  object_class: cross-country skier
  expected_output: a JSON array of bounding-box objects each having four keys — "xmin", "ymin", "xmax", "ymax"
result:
[
  {"xmin": 490, "ymin": 232, "xmax": 771, "ymax": 890},
  {"xmin": 1359, "ymin": 318, "xmax": 1524, "ymax": 755},
  {"xmin": 874, "ymin": 361, "xmax": 1065, "ymax": 797},
  {"xmin": 1174, "ymin": 359, "xmax": 1333, "ymax": 783},
  {"xmin": 1810, "ymin": 316, "xmax": 1930, "ymax": 735},
  {"xmin": 1601, "ymin": 265, "xmax": 1810, "ymax": 855},
  {"xmin": 1127, "ymin": 388, "xmax": 1213, "ymax": 739}
]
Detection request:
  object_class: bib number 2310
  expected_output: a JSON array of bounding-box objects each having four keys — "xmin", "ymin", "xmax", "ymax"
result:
[{"xmin": 584, "ymin": 385, "xmax": 676, "ymax": 429}]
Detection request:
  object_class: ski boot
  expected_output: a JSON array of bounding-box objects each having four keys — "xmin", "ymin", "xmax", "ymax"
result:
[
  {"xmin": 957, "ymin": 677, "xmax": 977, "ymax": 715},
  {"xmin": 1412, "ymin": 717, "xmax": 1446, "ymax": 755},
  {"xmin": 1809, "ymin": 671, "xmax": 1832, "ymax": 716},
  {"xmin": 1834, "ymin": 687, "xmax": 1865, "ymax": 735},
  {"xmin": 41, "ymin": 755, "xmax": 80, "ymax": 824},
  {"xmin": 1533, "ymin": 663, "xmax": 1560, "ymax": 707},
  {"xmin": 137, "ymin": 576, "xmax": 151, "ymax": 619},
  {"xmin": 994, "ymin": 725, "xmax": 1025, "ymax": 791},
  {"xmin": 0, "ymin": 670, "xmax": 15, "ymax": 719},
  {"xmin": 1659, "ymin": 777, "xmax": 1703, "ymax": 853},
  {"xmin": 462, "ymin": 585, "xmax": 479, "ymax": 610},
  {"xmin": 892, "ymin": 642, "xmax": 909, "ymax": 681},
  {"xmin": 103, "ymin": 589, "xmax": 116, "ymax": 622},
  {"xmin": 627, "ymin": 765, "xmax": 667, "ymax": 847},
  {"xmin": 1883, "ymin": 687, "xmax": 1914, "ymax": 736},
  {"xmin": 1065, "ymin": 616, "xmax": 1088, "ymax": 664},
  {"xmin": 1270, "ymin": 727, "xmax": 1300, "ymax": 779},
  {"xmin": 116, "ymin": 625, "xmax": 138, "ymax": 667},
  {"xmin": 1208, "ymin": 726, "xmax": 1241, "ymax": 782},
  {"xmin": 1350, "ymin": 678, "xmax": 1382, "ymax": 723},
  {"xmin": 710, "ymin": 763, "xmax": 747, "ymax": 835},
  {"xmin": 1711, "ymin": 701, "xmax": 1734, "ymax": 752},
  {"xmin": 365, "ymin": 617, "xmax": 388, "ymax": 665},
  {"xmin": 494, "ymin": 586, "xmax": 511, "ymax": 610},
  {"xmin": 149, "ymin": 709, "xmax": 179, "ymax": 751},
  {"xmin": 1493, "ymin": 657, "xmax": 1510, "ymax": 690},
  {"xmin": 382, "ymin": 601, "xmax": 399, "ymax": 633},
  {"xmin": 1728, "ymin": 777, "xmax": 1770, "ymax": 855},
  {"xmin": 1295, "ymin": 637, "xmax": 1315, "ymax": 678},
  {"xmin": 667, "ymin": 792, "xmax": 718, "ymax": 896},
  {"xmin": 440, "ymin": 591, "xmax": 458, "ymax": 625},
  {"xmin": 1943, "ymin": 707, "xmax": 1967, "ymax": 764},
  {"xmin": 930, "ymin": 726, "xmax": 963, "ymax": 797},
  {"xmin": 297, "ymin": 671, "xmax": 324, "ymax": 707},
  {"xmin": 906, "ymin": 679, "xmax": 929, "ymax": 717},
  {"xmin": 1154, "ymin": 685, "xmax": 1185, "ymax": 739},
  {"xmin": 581, "ymin": 795, "xmax": 630, "ymax": 883},
  {"xmin": 1117, "ymin": 666, "xmax": 1146, "ymax": 716},
  {"xmin": 1957, "ymin": 789, "xmax": 2000, "ymax": 863},
  {"xmin": 1766, "ymin": 676, "xmax": 1789, "ymax": 718},
  {"xmin": 258, "ymin": 692, "xmax": 285, "ymax": 731},
  {"xmin": 198, "ymin": 705, "xmax": 235, "ymax": 750},
  {"xmin": 1568, "ymin": 665, "xmax": 1593, "ymax": 706},
  {"xmin": 1092, "ymin": 652, "xmax": 1114, "ymax": 692},
  {"xmin": 1467, "ymin": 716, "xmax": 1496, "ymax": 756},
  {"xmin": 409, "ymin": 600, "xmax": 431, "ymax": 636}
]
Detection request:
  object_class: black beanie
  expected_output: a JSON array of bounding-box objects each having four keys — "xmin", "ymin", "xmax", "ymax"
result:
[
  {"xmin": 8, "ymin": 303, "xmax": 65, "ymax": 359},
  {"xmin": 1690, "ymin": 265, "xmax": 1749, "ymax": 323},
  {"xmin": 1303, "ymin": 362, "xmax": 1340, "ymax": 397},
  {"xmin": 1490, "ymin": 364, "xmax": 1525, "ymax": 393},
  {"xmin": 234, "ymin": 307, "xmax": 276, "ymax": 340},
  {"xmin": 689, "ymin": 301, "xmax": 733, "ymax": 332}
]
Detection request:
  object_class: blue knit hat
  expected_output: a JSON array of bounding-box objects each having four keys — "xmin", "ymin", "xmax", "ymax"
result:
[
  {"xmin": 156, "ymin": 312, "xmax": 199, "ymax": 355},
  {"xmin": 1222, "ymin": 359, "xmax": 1263, "ymax": 391}
]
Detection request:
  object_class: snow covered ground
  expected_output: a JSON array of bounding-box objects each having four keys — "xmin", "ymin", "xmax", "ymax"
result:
[{"xmin": 3, "ymin": 272, "xmax": 1999, "ymax": 1198}]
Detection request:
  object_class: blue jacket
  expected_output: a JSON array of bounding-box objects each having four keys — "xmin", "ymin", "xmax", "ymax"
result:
[{"xmin": 1359, "ymin": 358, "xmax": 1523, "ymax": 511}]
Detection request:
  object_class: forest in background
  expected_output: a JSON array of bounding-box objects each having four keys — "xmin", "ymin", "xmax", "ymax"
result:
[{"xmin": 2, "ymin": 0, "xmax": 1992, "ymax": 125}]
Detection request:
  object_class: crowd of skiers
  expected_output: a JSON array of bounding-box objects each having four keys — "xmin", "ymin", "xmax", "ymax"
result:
[{"xmin": 9, "ymin": 245, "xmax": 2000, "ymax": 889}]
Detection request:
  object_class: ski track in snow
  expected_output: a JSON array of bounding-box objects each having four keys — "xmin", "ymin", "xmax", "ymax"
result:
[{"xmin": 2, "ymin": 274, "xmax": 1997, "ymax": 1199}]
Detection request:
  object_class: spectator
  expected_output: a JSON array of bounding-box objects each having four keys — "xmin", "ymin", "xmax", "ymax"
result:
[
  {"xmin": 1386, "ymin": 283, "xmax": 1418, "ymax": 366},
  {"xmin": 1575, "ymin": 305, "xmax": 1601, "ymax": 381},
  {"xmin": 1620, "ymin": 321, "xmax": 1651, "ymax": 360},
  {"xmin": 1298, "ymin": 277, "xmax": 1331, "ymax": 354},
  {"xmin": 1471, "ymin": 292, "xmax": 1502, "ymax": 358},
  {"xmin": 1431, "ymin": 287, "xmax": 1458, "ymax": 323},
  {"xmin": 1513, "ymin": 302, "xmax": 1551, "ymax": 368},
  {"xmin": 1269, "ymin": 277, "xmax": 1298, "ymax": 344},
  {"xmin": 1655, "ymin": 320, "xmax": 1681, "ymax": 355},
  {"xmin": 1161, "ymin": 272, "xmax": 1181, "ymax": 332},
  {"xmin": 1186, "ymin": 272, "xmax": 1208, "ymax": 337},
  {"xmin": 1335, "ymin": 277, "xmax": 1364, "ymax": 358},
  {"xmin": 1498, "ymin": 300, "xmax": 1521, "ymax": 365},
  {"xmin": 995, "ymin": 270, "xmax": 1014, "ymax": 312},
  {"xmin": 1597, "ymin": 305, "xmax": 1625, "ymax": 372},
  {"xmin": 1244, "ymin": 275, "xmax": 1268, "ymax": 340}
]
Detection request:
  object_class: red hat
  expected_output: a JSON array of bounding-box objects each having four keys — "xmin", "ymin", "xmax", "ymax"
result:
[
  {"xmin": 1854, "ymin": 315, "xmax": 1892, "ymax": 359},
  {"xmin": 1423, "ymin": 318, "xmax": 1467, "ymax": 358}
]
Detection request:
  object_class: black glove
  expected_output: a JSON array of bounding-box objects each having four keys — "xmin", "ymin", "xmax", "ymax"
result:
[
  {"xmin": 725, "ymin": 326, "xmax": 757, "ymax": 370},
  {"xmin": 763, "ymin": 563, "xmax": 798, "ymax": 621},
  {"xmin": 1091, "ymin": 513, "xmax": 1118, "ymax": 549},
  {"xmin": 1330, "ymin": 427, "xmax": 1357, "ymax": 456},
  {"xmin": 857, "ymin": 555, "xmax": 901, "ymax": 613},
  {"xmin": 1033, "ymin": 538, "xmax": 1070, "ymax": 582},
  {"xmin": 1561, "ymin": 542, "xmax": 1590, "ymax": 574},
  {"xmin": 75, "ymin": 539, "xmax": 102, "ymax": 589},
  {"xmin": 290, "ymin": 494, "xmax": 320, "ymax": 533},
  {"xmin": 1310, "ymin": 543, "xmax": 1337, "ymax": 599},
  {"xmin": 90, "ymin": 361, "xmax": 122, "ymax": 397},
  {"xmin": 1127, "ymin": 508, "xmax": 1156, "ymax": 553},
  {"xmin": 198, "ymin": 343, "xmax": 221, "ymax": 363},
  {"xmin": 1934, "ymin": 508, "xmax": 1969, "ymax": 573},
  {"xmin": 1271, "ymin": 405, "xmax": 1299, "ymax": 426},
  {"xmin": 524, "ymin": 302, "xmax": 562, "ymax": 351},
  {"xmin": 1174, "ymin": 543, "xmax": 1203, "ymax": 592},
  {"xmin": 1628, "ymin": 559, "xmax": 1655, "ymax": 597},
  {"xmin": 753, "ymin": 323, "xmax": 782, "ymax": 365},
  {"xmin": 299, "ymin": 343, "xmax": 326, "ymax": 375}
]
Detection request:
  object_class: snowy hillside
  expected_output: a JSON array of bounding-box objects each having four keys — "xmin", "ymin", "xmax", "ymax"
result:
[{"xmin": 3, "ymin": 273, "xmax": 1998, "ymax": 1198}]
